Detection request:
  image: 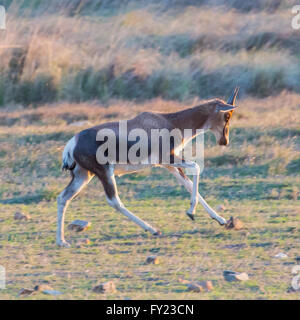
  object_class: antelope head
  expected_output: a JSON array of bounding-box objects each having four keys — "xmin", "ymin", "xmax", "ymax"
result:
[{"xmin": 210, "ymin": 87, "xmax": 239, "ymax": 146}]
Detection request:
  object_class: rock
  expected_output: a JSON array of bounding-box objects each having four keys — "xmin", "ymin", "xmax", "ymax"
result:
[
  {"xmin": 225, "ymin": 216, "xmax": 243, "ymax": 230},
  {"xmin": 76, "ymin": 238, "xmax": 91, "ymax": 247},
  {"xmin": 287, "ymin": 286, "xmax": 299, "ymax": 293},
  {"xmin": 146, "ymin": 255, "xmax": 160, "ymax": 264},
  {"xmin": 18, "ymin": 288, "xmax": 35, "ymax": 296},
  {"xmin": 93, "ymin": 281, "xmax": 116, "ymax": 294},
  {"xmin": 216, "ymin": 204, "xmax": 226, "ymax": 212},
  {"xmin": 197, "ymin": 280, "xmax": 213, "ymax": 291},
  {"xmin": 274, "ymin": 252, "xmax": 288, "ymax": 259},
  {"xmin": 179, "ymin": 278, "xmax": 213, "ymax": 290},
  {"xmin": 223, "ymin": 243, "xmax": 247, "ymax": 250},
  {"xmin": 34, "ymin": 284, "xmax": 53, "ymax": 292},
  {"xmin": 42, "ymin": 290, "xmax": 63, "ymax": 296},
  {"xmin": 68, "ymin": 220, "xmax": 91, "ymax": 232},
  {"xmin": 235, "ymin": 273, "xmax": 249, "ymax": 281},
  {"xmin": 187, "ymin": 283, "xmax": 204, "ymax": 292},
  {"xmin": 185, "ymin": 279, "xmax": 213, "ymax": 292},
  {"xmin": 14, "ymin": 212, "xmax": 30, "ymax": 221},
  {"xmin": 223, "ymin": 270, "xmax": 249, "ymax": 282}
]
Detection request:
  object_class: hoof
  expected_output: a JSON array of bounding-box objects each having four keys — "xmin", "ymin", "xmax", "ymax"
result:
[
  {"xmin": 56, "ymin": 240, "xmax": 71, "ymax": 248},
  {"xmin": 213, "ymin": 217, "xmax": 227, "ymax": 226},
  {"xmin": 153, "ymin": 231, "xmax": 162, "ymax": 236},
  {"xmin": 186, "ymin": 212, "xmax": 195, "ymax": 221},
  {"xmin": 217, "ymin": 219, "xmax": 226, "ymax": 226}
]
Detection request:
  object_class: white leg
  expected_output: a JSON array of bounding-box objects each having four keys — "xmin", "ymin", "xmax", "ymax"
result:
[
  {"xmin": 100, "ymin": 166, "xmax": 160, "ymax": 235},
  {"xmin": 107, "ymin": 196, "xmax": 160, "ymax": 235},
  {"xmin": 170, "ymin": 160, "xmax": 200, "ymax": 220},
  {"xmin": 166, "ymin": 166, "xmax": 227, "ymax": 225},
  {"xmin": 56, "ymin": 165, "xmax": 94, "ymax": 247}
]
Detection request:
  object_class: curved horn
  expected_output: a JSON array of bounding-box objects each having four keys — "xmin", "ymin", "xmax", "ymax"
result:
[{"xmin": 227, "ymin": 87, "xmax": 239, "ymax": 105}]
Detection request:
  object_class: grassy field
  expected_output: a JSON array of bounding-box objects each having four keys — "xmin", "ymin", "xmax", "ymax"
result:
[
  {"xmin": 0, "ymin": 0, "xmax": 299, "ymax": 300},
  {"xmin": 0, "ymin": 93, "xmax": 299, "ymax": 300}
]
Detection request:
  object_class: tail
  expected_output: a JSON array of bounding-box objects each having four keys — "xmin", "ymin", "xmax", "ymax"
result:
[{"xmin": 62, "ymin": 136, "xmax": 76, "ymax": 171}]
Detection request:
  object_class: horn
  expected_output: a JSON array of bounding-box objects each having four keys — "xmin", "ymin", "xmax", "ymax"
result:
[
  {"xmin": 227, "ymin": 87, "xmax": 239, "ymax": 106},
  {"xmin": 216, "ymin": 103, "xmax": 238, "ymax": 113}
]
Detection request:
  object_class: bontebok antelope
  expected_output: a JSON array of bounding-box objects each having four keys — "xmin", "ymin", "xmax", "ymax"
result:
[{"xmin": 57, "ymin": 88, "xmax": 239, "ymax": 247}]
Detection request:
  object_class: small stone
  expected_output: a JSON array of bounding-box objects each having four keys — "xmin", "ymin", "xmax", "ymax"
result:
[
  {"xmin": 146, "ymin": 256, "xmax": 160, "ymax": 264},
  {"xmin": 76, "ymin": 238, "xmax": 91, "ymax": 247},
  {"xmin": 186, "ymin": 280, "xmax": 213, "ymax": 292},
  {"xmin": 274, "ymin": 252, "xmax": 288, "ymax": 259},
  {"xmin": 34, "ymin": 284, "xmax": 53, "ymax": 292},
  {"xmin": 42, "ymin": 290, "xmax": 63, "ymax": 296},
  {"xmin": 235, "ymin": 273, "xmax": 249, "ymax": 281},
  {"xmin": 187, "ymin": 283, "xmax": 204, "ymax": 292},
  {"xmin": 225, "ymin": 216, "xmax": 243, "ymax": 230},
  {"xmin": 216, "ymin": 204, "xmax": 226, "ymax": 212},
  {"xmin": 93, "ymin": 281, "xmax": 116, "ymax": 294},
  {"xmin": 14, "ymin": 212, "xmax": 30, "ymax": 221},
  {"xmin": 68, "ymin": 220, "xmax": 91, "ymax": 232},
  {"xmin": 18, "ymin": 288, "xmax": 34, "ymax": 296},
  {"xmin": 197, "ymin": 280, "xmax": 213, "ymax": 291},
  {"xmin": 223, "ymin": 270, "xmax": 249, "ymax": 282}
]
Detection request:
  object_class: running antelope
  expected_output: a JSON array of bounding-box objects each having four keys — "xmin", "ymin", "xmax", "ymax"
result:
[{"xmin": 57, "ymin": 88, "xmax": 239, "ymax": 247}]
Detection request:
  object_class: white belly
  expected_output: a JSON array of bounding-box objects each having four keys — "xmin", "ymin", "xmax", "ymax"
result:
[{"xmin": 114, "ymin": 163, "xmax": 155, "ymax": 176}]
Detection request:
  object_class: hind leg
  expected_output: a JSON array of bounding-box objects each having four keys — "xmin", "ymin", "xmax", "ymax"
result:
[
  {"xmin": 98, "ymin": 165, "xmax": 160, "ymax": 235},
  {"xmin": 56, "ymin": 165, "xmax": 94, "ymax": 247}
]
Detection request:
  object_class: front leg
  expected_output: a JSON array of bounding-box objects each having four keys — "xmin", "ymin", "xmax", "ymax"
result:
[
  {"xmin": 165, "ymin": 165, "xmax": 227, "ymax": 225},
  {"xmin": 171, "ymin": 160, "xmax": 200, "ymax": 220}
]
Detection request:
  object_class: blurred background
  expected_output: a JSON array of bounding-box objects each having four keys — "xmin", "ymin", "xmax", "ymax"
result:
[{"xmin": 1, "ymin": 0, "xmax": 300, "ymax": 105}]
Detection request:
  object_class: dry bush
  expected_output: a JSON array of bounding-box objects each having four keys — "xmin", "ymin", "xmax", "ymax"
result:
[{"xmin": 0, "ymin": 1, "xmax": 299, "ymax": 106}]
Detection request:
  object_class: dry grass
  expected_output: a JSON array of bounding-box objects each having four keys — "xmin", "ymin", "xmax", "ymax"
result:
[{"xmin": 1, "ymin": 1, "xmax": 300, "ymax": 105}]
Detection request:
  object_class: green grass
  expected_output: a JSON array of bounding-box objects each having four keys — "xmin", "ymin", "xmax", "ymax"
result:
[{"xmin": 0, "ymin": 95, "xmax": 299, "ymax": 300}]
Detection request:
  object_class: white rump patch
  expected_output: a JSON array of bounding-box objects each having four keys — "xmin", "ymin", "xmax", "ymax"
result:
[{"xmin": 62, "ymin": 136, "xmax": 76, "ymax": 168}]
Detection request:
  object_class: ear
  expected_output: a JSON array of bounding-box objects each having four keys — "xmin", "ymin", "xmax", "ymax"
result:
[{"xmin": 215, "ymin": 103, "xmax": 238, "ymax": 113}]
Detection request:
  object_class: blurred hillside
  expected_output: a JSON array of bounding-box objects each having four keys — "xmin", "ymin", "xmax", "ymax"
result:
[{"xmin": 0, "ymin": 0, "xmax": 299, "ymax": 106}]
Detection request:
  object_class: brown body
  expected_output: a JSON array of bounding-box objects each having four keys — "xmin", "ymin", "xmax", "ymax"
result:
[
  {"xmin": 56, "ymin": 88, "xmax": 239, "ymax": 247},
  {"xmin": 73, "ymin": 98, "xmax": 233, "ymax": 174}
]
